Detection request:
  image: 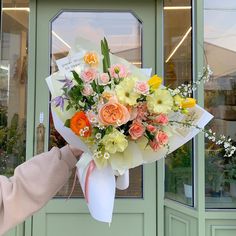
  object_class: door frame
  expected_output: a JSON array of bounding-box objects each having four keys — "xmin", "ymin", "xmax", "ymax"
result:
[{"xmin": 25, "ymin": 0, "xmax": 165, "ymax": 236}]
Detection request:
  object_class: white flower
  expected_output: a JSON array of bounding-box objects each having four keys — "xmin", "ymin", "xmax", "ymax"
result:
[
  {"xmin": 95, "ymin": 133, "xmax": 102, "ymax": 139},
  {"xmin": 104, "ymin": 152, "xmax": 110, "ymax": 160}
]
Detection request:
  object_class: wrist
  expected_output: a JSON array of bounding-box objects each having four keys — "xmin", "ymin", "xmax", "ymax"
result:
[{"xmin": 68, "ymin": 145, "xmax": 83, "ymax": 161}]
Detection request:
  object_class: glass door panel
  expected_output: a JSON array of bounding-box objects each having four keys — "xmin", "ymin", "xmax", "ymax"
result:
[
  {"xmin": 204, "ymin": 0, "xmax": 236, "ymax": 209},
  {"xmin": 50, "ymin": 11, "xmax": 143, "ymax": 198},
  {"xmin": 164, "ymin": 0, "xmax": 194, "ymax": 206},
  {"xmin": 0, "ymin": 0, "xmax": 29, "ymax": 176}
]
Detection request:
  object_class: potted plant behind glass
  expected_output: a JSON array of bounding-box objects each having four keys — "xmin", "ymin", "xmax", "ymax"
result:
[
  {"xmin": 0, "ymin": 108, "xmax": 25, "ymax": 176},
  {"xmin": 205, "ymin": 148, "xmax": 225, "ymax": 197},
  {"xmin": 165, "ymin": 143, "xmax": 193, "ymax": 199},
  {"xmin": 224, "ymin": 141, "xmax": 236, "ymax": 197}
]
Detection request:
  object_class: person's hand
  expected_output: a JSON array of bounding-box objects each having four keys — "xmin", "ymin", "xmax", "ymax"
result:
[{"xmin": 68, "ymin": 145, "xmax": 83, "ymax": 160}]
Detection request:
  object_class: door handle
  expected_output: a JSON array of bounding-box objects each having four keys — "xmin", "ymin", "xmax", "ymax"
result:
[{"xmin": 36, "ymin": 112, "xmax": 45, "ymax": 154}]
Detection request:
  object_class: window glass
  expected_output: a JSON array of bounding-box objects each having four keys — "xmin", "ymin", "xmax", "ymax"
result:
[
  {"xmin": 50, "ymin": 11, "xmax": 143, "ymax": 198},
  {"xmin": 204, "ymin": 0, "xmax": 236, "ymax": 208},
  {"xmin": 164, "ymin": 0, "xmax": 194, "ymax": 206},
  {"xmin": 0, "ymin": 0, "xmax": 28, "ymax": 176}
]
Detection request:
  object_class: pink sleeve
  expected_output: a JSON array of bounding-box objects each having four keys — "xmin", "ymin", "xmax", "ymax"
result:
[{"xmin": 0, "ymin": 145, "xmax": 77, "ymax": 236}]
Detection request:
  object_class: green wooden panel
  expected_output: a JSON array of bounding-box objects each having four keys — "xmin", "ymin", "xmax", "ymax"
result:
[
  {"xmin": 46, "ymin": 213, "xmax": 144, "ymax": 236},
  {"xmin": 165, "ymin": 207, "xmax": 198, "ymax": 236},
  {"xmin": 206, "ymin": 220, "xmax": 236, "ymax": 236}
]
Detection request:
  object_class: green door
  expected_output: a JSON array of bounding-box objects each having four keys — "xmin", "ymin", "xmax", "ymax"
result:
[{"xmin": 31, "ymin": 0, "xmax": 158, "ymax": 235}]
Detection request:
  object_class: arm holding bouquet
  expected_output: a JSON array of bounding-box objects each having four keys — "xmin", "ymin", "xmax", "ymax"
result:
[{"xmin": 0, "ymin": 145, "xmax": 82, "ymax": 236}]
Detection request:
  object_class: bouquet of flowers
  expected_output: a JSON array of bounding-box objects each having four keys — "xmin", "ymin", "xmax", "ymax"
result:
[{"xmin": 46, "ymin": 38, "xmax": 235, "ymax": 223}]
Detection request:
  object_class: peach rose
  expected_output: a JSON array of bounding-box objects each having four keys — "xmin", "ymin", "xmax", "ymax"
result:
[
  {"xmin": 129, "ymin": 121, "xmax": 145, "ymax": 140},
  {"xmin": 155, "ymin": 130, "xmax": 168, "ymax": 145},
  {"xmin": 155, "ymin": 114, "xmax": 169, "ymax": 125},
  {"xmin": 147, "ymin": 125, "xmax": 157, "ymax": 133},
  {"xmin": 149, "ymin": 140, "xmax": 161, "ymax": 151},
  {"xmin": 98, "ymin": 99, "xmax": 130, "ymax": 126}
]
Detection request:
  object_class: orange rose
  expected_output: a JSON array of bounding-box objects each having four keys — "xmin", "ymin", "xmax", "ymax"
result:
[
  {"xmin": 98, "ymin": 100, "xmax": 130, "ymax": 126},
  {"xmin": 70, "ymin": 111, "xmax": 91, "ymax": 137},
  {"xmin": 84, "ymin": 52, "xmax": 99, "ymax": 67}
]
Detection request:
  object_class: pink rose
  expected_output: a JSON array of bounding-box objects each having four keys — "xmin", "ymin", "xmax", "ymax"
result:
[
  {"xmin": 81, "ymin": 68, "xmax": 98, "ymax": 83},
  {"xmin": 155, "ymin": 114, "xmax": 169, "ymax": 125},
  {"xmin": 135, "ymin": 81, "xmax": 149, "ymax": 95},
  {"xmin": 109, "ymin": 64, "xmax": 128, "ymax": 79},
  {"xmin": 129, "ymin": 121, "xmax": 145, "ymax": 140},
  {"xmin": 82, "ymin": 84, "xmax": 93, "ymax": 96},
  {"xmin": 147, "ymin": 125, "xmax": 157, "ymax": 133},
  {"xmin": 155, "ymin": 130, "xmax": 168, "ymax": 145},
  {"xmin": 149, "ymin": 140, "xmax": 161, "ymax": 151},
  {"xmin": 99, "ymin": 73, "xmax": 110, "ymax": 85}
]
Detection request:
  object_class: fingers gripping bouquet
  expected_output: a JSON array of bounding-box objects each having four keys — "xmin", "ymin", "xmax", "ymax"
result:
[{"xmin": 46, "ymin": 38, "xmax": 235, "ymax": 223}]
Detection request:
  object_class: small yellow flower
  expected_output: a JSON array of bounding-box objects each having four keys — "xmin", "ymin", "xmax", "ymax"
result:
[
  {"xmin": 101, "ymin": 129, "xmax": 128, "ymax": 154},
  {"xmin": 181, "ymin": 98, "xmax": 196, "ymax": 108},
  {"xmin": 101, "ymin": 92, "xmax": 113, "ymax": 101},
  {"xmin": 84, "ymin": 52, "xmax": 99, "ymax": 67},
  {"xmin": 148, "ymin": 75, "xmax": 162, "ymax": 90}
]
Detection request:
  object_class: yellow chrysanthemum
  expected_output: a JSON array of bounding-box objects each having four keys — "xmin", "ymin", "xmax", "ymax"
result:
[
  {"xmin": 83, "ymin": 51, "xmax": 99, "ymax": 67},
  {"xmin": 101, "ymin": 129, "xmax": 128, "ymax": 154},
  {"xmin": 181, "ymin": 98, "xmax": 196, "ymax": 108},
  {"xmin": 115, "ymin": 77, "xmax": 140, "ymax": 105},
  {"xmin": 147, "ymin": 88, "xmax": 173, "ymax": 114},
  {"xmin": 148, "ymin": 75, "xmax": 162, "ymax": 90}
]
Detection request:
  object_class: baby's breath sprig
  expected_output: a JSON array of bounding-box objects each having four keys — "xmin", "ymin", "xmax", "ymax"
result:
[
  {"xmin": 168, "ymin": 65, "xmax": 213, "ymax": 98},
  {"xmin": 169, "ymin": 120, "xmax": 236, "ymax": 158}
]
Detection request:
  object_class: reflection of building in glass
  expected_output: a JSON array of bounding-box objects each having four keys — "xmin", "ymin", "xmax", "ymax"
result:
[{"xmin": 204, "ymin": 2, "xmax": 236, "ymax": 208}]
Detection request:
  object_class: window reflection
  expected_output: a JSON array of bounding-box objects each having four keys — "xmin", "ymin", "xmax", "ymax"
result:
[
  {"xmin": 50, "ymin": 11, "xmax": 143, "ymax": 198},
  {"xmin": 204, "ymin": 0, "xmax": 236, "ymax": 208},
  {"xmin": 0, "ymin": 0, "xmax": 28, "ymax": 176},
  {"xmin": 164, "ymin": 0, "xmax": 193, "ymax": 206}
]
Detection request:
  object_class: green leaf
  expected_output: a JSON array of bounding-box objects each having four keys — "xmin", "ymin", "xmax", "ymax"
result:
[
  {"xmin": 91, "ymin": 80, "xmax": 97, "ymax": 93},
  {"xmin": 101, "ymin": 37, "xmax": 111, "ymax": 73},
  {"xmin": 145, "ymin": 130, "xmax": 155, "ymax": 141},
  {"xmin": 72, "ymin": 70, "xmax": 83, "ymax": 85},
  {"xmin": 104, "ymin": 37, "xmax": 111, "ymax": 68},
  {"xmin": 64, "ymin": 119, "xmax": 71, "ymax": 128},
  {"xmin": 105, "ymin": 125, "xmax": 113, "ymax": 135}
]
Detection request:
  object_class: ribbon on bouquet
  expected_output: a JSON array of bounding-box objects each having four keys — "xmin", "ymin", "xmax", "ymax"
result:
[{"xmin": 84, "ymin": 160, "xmax": 96, "ymax": 203}]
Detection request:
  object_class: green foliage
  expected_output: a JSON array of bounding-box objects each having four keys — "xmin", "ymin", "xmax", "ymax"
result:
[
  {"xmin": 223, "ymin": 141, "xmax": 236, "ymax": 183},
  {"xmin": 64, "ymin": 119, "xmax": 70, "ymax": 128},
  {"xmin": 101, "ymin": 37, "xmax": 111, "ymax": 73},
  {"xmin": 0, "ymin": 108, "xmax": 25, "ymax": 176},
  {"xmin": 71, "ymin": 70, "xmax": 83, "ymax": 85}
]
